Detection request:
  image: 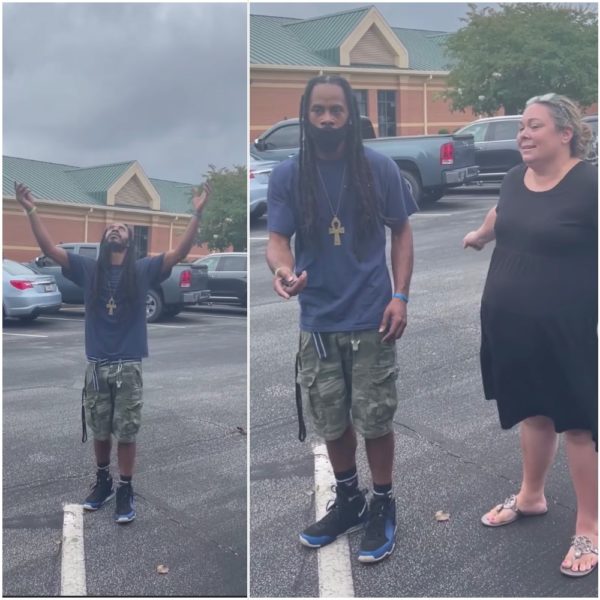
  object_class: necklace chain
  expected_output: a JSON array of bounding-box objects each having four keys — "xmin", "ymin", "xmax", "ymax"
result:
[{"xmin": 316, "ymin": 165, "xmax": 346, "ymax": 218}]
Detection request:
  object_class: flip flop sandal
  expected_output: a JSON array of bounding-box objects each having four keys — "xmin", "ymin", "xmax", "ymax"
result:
[
  {"xmin": 560, "ymin": 535, "xmax": 598, "ymax": 578},
  {"xmin": 480, "ymin": 494, "xmax": 548, "ymax": 527}
]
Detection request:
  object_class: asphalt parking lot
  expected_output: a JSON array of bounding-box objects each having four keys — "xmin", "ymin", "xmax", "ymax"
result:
[
  {"xmin": 3, "ymin": 306, "xmax": 247, "ymax": 597},
  {"xmin": 249, "ymin": 190, "xmax": 597, "ymax": 597}
]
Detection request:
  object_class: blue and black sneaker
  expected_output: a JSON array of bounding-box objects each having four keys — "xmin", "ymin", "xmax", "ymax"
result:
[
  {"xmin": 299, "ymin": 487, "xmax": 367, "ymax": 548},
  {"xmin": 114, "ymin": 482, "xmax": 136, "ymax": 524},
  {"xmin": 358, "ymin": 494, "xmax": 397, "ymax": 563},
  {"xmin": 83, "ymin": 470, "xmax": 115, "ymax": 511}
]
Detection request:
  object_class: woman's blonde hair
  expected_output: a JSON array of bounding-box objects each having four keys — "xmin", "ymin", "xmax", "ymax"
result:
[{"xmin": 528, "ymin": 94, "xmax": 593, "ymax": 158}]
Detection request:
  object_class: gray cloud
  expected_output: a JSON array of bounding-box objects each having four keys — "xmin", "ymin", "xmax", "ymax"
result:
[{"xmin": 3, "ymin": 3, "xmax": 247, "ymax": 183}]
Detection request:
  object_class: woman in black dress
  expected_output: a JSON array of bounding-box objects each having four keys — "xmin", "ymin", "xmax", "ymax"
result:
[{"xmin": 463, "ymin": 94, "xmax": 597, "ymax": 577}]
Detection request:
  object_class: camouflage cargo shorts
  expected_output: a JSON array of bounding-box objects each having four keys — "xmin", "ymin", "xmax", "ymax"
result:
[
  {"xmin": 296, "ymin": 330, "xmax": 399, "ymax": 441},
  {"xmin": 83, "ymin": 361, "xmax": 143, "ymax": 443}
]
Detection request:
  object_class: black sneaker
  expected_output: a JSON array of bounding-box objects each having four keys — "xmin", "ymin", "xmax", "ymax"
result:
[
  {"xmin": 299, "ymin": 487, "xmax": 368, "ymax": 548},
  {"xmin": 114, "ymin": 482, "xmax": 136, "ymax": 524},
  {"xmin": 83, "ymin": 470, "xmax": 115, "ymax": 511},
  {"xmin": 358, "ymin": 494, "xmax": 397, "ymax": 563}
]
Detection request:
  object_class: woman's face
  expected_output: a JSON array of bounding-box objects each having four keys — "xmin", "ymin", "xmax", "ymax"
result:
[{"xmin": 517, "ymin": 102, "xmax": 573, "ymax": 166}]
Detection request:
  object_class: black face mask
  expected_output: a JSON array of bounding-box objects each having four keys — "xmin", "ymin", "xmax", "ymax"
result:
[{"xmin": 306, "ymin": 122, "xmax": 349, "ymax": 154}]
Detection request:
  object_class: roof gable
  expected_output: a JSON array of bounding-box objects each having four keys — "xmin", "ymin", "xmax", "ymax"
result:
[
  {"xmin": 250, "ymin": 7, "xmax": 450, "ymax": 72},
  {"xmin": 3, "ymin": 155, "xmax": 194, "ymax": 215}
]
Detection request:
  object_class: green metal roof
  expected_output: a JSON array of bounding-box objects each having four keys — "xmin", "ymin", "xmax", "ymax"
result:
[
  {"xmin": 251, "ymin": 15, "xmax": 332, "ymax": 66},
  {"xmin": 250, "ymin": 9, "xmax": 451, "ymax": 71},
  {"xmin": 392, "ymin": 28, "xmax": 452, "ymax": 71},
  {"xmin": 285, "ymin": 6, "xmax": 370, "ymax": 64},
  {"xmin": 3, "ymin": 156, "xmax": 194, "ymax": 215}
]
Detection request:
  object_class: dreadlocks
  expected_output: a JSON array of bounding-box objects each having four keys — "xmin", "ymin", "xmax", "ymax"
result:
[
  {"xmin": 297, "ymin": 75, "xmax": 378, "ymax": 251},
  {"xmin": 90, "ymin": 225, "xmax": 139, "ymax": 313}
]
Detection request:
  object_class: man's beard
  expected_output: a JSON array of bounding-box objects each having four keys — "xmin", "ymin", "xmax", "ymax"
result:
[
  {"xmin": 306, "ymin": 122, "xmax": 349, "ymax": 154},
  {"xmin": 107, "ymin": 239, "xmax": 127, "ymax": 252}
]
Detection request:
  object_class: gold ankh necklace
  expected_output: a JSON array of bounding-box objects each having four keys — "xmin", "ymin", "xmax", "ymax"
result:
[
  {"xmin": 317, "ymin": 165, "xmax": 347, "ymax": 246},
  {"xmin": 106, "ymin": 270, "xmax": 121, "ymax": 316}
]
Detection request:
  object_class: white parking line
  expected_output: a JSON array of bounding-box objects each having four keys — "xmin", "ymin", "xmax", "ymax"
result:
[
  {"xmin": 39, "ymin": 316, "xmax": 82, "ymax": 322},
  {"xmin": 313, "ymin": 443, "xmax": 355, "ymax": 598},
  {"xmin": 250, "ymin": 236, "xmax": 268, "ymax": 241},
  {"xmin": 61, "ymin": 503, "xmax": 86, "ymax": 596},
  {"xmin": 3, "ymin": 332, "xmax": 49, "ymax": 338},
  {"xmin": 147, "ymin": 324, "xmax": 186, "ymax": 329}
]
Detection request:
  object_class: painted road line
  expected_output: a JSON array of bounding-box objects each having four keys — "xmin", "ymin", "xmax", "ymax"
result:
[
  {"xmin": 313, "ymin": 443, "xmax": 355, "ymax": 598},
  {"xmin": 3, "ymin": 332, "xmax": 49, "ymax": 338},
  {"xmin": 249, "ymin": 236, "xmax": 268, "ymax": 240},
  {"xmin": 147, "ymin": 324, "xmax": 186, "ymax": 329},
  {"xmin": 39, "ymin": 316, "xmax": 83, "ymax": 321},
  {"xmin": 61, "ymin": 503, "xmax": 86, "ymax": 596}
]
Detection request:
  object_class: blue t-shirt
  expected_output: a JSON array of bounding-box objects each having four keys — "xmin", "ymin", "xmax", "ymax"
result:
[
  {"xmin": 62, "ymin": 253, "xmax": 171, "ymax": 360},
  {"xmin": 267, "ymin": 146, "xmax": 417, "ymax": 332}
]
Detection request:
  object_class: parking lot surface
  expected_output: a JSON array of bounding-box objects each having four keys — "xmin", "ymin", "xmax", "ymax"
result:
[
  {"xmin": 3, "ymin": 307, "xmax": 247, "ymax": 596},
  {"xmin": 249, "ymin": 192, "xmax": 597, "ymax": 597}
]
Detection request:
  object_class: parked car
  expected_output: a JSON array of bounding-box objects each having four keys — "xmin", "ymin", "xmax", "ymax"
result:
[
  {"xmin": 3, "ymin": 259, "xmax": 62, "ymax": 321},
  {"xmin": 249, "ymin": 156, "xmax": 279, "ymax": 220},
  {"xmin": 193, "ymin": 252, "xmax": 247, "ymax": 307},
  {"xmin": 457, "ymin": 113, "xmax": 598, "ymax": 183},
  {"xmin": 27, "ymin": 243, "xmax": 210, "ymax": 322},
  {"xmin": 251, "ymin": 116, "xmax": 478, "ymax": 206},
  {"xmin": 454, "ymin": 115, "xmax": 522, "ymax": 183}
]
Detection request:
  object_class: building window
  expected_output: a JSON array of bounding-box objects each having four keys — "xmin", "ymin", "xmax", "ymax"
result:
[
  {"xmin": 377, "ymin": 90, "xmax": 396, "ymax": 137},
  {"xmin": 353, "ymin": 90, "xmax": 368, "ymax": 116},
  {"xmin": 132, "ymin": 225, "xmax": 149, "ymax": 258}
]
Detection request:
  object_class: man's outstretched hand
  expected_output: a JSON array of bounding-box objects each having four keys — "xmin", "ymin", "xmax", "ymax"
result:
[
  {"xmin": 192, "ymin": 182, "xmax": 213, "ymax": 216},
  {"xmin": 14, "ymin": 182, "xmax": 36, "ymax": 212}
]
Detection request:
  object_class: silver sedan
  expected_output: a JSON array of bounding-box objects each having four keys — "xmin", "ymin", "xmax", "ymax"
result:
[{"xmin": 3, "ymin": 259, "xmax": 62, "ymax": 321}]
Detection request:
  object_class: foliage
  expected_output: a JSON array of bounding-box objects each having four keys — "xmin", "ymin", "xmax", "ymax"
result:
[
  {"xmin": 193, "ymin": 164, "xmax": 247, "ymax": 252},
  {"xmin": 442, "ymin": 3, "xmax": 598, "ymax": 115}
]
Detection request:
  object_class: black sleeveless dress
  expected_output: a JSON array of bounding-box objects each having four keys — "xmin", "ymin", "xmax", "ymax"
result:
[{"xmin": 480, "ymin": 161, "xmax": 598, "ymax": 446}]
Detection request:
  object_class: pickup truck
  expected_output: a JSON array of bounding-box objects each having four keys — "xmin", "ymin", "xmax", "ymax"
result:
[
  {"xmin": 251, "ymin": 117, "xmax": 478, "ymax": 206},
  {"xmin": 26, "ymin": 243, "xmax": 210, "ymax": 322}
]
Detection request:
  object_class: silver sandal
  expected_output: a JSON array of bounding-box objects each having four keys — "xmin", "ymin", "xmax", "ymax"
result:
[
  {"xmin": 560, "ymin": 535, "xmax": 598, "ymax": 578},
  {"xmin": 481, "ymin": 494, "xmax": 548, "ymax": 527}
]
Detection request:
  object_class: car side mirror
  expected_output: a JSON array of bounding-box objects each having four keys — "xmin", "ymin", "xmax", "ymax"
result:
[
  {"xmin": 35, "ymin": 256, "xmax": 47, "ymax": 267},
  {"xmin": 254, "ymin": 138, "xmax": 266, "ymax": 151}
]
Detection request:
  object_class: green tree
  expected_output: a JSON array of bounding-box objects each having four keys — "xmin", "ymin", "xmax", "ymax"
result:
[
  {"xmin": 443, "ymin": 3, "xmax": 598, "ymax": 115},
  {"xmin": 193, "ymin": 164, "xmax": 247, "ymax": 252}
]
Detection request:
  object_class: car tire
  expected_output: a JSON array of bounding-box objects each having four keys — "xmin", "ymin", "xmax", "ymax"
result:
[
  {"xmin": 423, "ymin": 190, "xmax": 443, "ymax": 204},
  {"xmin": 399, "ymin": 169, "xmax": 423, "ymax": 207},
  {"xmin": 146, "ymin": 289, "xmax": 163, "ymax": 323},
  {"xmin": 18, "ymin": 314, "xmax": 38, "ymax": 322}
]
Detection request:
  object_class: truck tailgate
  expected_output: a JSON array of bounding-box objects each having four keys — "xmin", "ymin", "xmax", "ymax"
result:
[
  {"xmin": 450, "ymin": 134, "xmax": 476, "ymax": 169},
  {"xmin": 190, "ymin": 263, "xmax": 208, "ymax": 291}
]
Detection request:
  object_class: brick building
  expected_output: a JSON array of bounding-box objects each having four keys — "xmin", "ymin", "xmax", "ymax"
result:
[
  {"xmin": 3, "ymin": 156, "xmax": 209, "ymax": 263},
  {"xmin": 250, "ymin": 5, "xmax": 482, "ymax": 142}
]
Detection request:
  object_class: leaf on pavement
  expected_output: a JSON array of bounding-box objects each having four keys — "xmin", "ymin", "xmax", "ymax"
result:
[
  {"xmin": 434, "ymin": 510, "xmax": 450, "ymax": 522},
  {"xmin": 156, "ymin": 564, "xmax": 170, "ymax": 575},
  {"xmin": 236, "ymin": 426, "xmax": 247, "ymax": 436}
]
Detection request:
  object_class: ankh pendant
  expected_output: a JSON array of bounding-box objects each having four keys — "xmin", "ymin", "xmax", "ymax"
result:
[{"xmin": 329, "ymin": 216, "xmax": 345, "ymax": 246}]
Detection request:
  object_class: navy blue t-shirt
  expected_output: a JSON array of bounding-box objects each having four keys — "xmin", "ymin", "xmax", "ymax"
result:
[
  {"xmin": 267, "ymin": 147, "xmax": 417, "ymax": 332},
  {"xmin": 62, "ymin": 253, "xmax": 171, "ymax": 360}
]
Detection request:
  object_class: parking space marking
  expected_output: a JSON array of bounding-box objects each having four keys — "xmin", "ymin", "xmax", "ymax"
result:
[
  {"xmin": 3, "ymin": 332, "xmax": 49, "ymax": 338},
  {"xmin": 249, "ymin": 236, "xmax": 268, "ymax": 241},
  {"xmin": 148, "ymin": 323, "xmax": 186, "ymax": 329},
  {"xmin": 61, "ymin": 503, "xmax": 86, "ymax": 596},
  {"xmin": 39, "ymin": 316, "xmax": 83, "ymax": 322},
  {"xmin": 313, "ymin": 443, "xmax": 355, "ymax": 598}
]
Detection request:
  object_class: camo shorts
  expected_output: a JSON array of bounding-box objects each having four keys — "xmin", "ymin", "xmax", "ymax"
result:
[
  {"xmin": 83, "ymin": 361, "xmax": 143, "ymax": 443},
  {"xmin": 296, "ymin": 330, "xmax": 399, "ymax": 441}
]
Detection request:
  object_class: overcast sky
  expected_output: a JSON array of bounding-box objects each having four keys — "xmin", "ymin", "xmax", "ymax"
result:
[
  {"xmin": 251, "ymin": 2, "xmax": 498, "ymax": 32},
  {"xmin": 3, "ymin": 3, "xmax": 247, "ymax": 184}
]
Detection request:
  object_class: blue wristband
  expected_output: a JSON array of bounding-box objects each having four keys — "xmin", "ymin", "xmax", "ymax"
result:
[{"xmin": 392, "ymin": 293, "xmax": 409, "ymax": 303}]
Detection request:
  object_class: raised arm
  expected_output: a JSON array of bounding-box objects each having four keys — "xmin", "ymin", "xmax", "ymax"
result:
[
  {"xmin": 463, "ymin": 205, "xmax": 497, "ymax": 250},
  {"xmin": 266, "ymin": 231, "xmax": 307, "ymax": 300},
  {"xmin": 162, "ymin": 183, "xmax": 212, "ymax": 272},
  {"xmin": 14, "ymin": 182, "xmax": 69, "ymax": 268}
]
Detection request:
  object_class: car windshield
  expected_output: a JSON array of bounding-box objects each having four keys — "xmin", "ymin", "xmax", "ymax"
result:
[{"xmin": 3, "ymin": 260, "xmax": 35, "ymax": 276}]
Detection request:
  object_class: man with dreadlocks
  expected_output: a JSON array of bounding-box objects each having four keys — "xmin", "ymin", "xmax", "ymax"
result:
[
  {"xmin": 14, "ymin": 180, "xmax": 211, "ymax": 523},
  {"xmin": 266, "ymin": 75, "xmax": 417, "ymax": 563}
]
